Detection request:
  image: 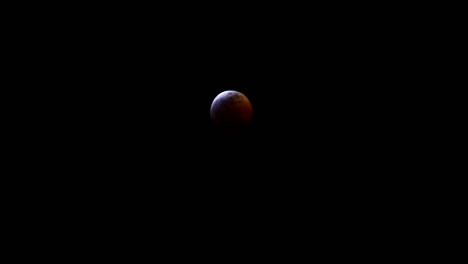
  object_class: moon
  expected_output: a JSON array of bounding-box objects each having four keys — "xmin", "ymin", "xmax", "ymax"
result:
[{"xmin": 210, "ymin": 90, "xmax": 253, "ymax": 130}]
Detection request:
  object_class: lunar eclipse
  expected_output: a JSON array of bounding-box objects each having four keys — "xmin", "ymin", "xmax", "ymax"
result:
[{"xmin": 210, "ymin": 90, "xmax": 253, "ymax": 130}]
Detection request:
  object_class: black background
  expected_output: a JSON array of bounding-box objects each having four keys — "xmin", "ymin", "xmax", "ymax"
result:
[
  {"xmin": 34, "ymin": 6, "xmax": 403, "ymax": 194},
  {"xmin": 19, "ymin": 3, "xmax": 417, "ymax": 252},
  {"xmin": 53, "ymin": 6, "xmax": 399, "ymax": 175}
]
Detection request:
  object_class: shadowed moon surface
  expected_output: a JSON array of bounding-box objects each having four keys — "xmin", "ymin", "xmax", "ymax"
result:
[{"xmin": 210, "ymin": 90, "xmax": 253, "ymax": 130}]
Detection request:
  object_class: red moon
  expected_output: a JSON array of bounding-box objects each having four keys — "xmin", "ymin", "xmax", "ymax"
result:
[{"xmin": 210, "ymin": 90, "xmax": 253, "ymax": 130}]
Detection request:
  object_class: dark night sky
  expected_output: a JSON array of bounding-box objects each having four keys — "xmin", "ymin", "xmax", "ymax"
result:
[
  {"xmin": 35, "ymin": 3, "xmax": 405, "ymax": 189},
  {"xmin": 24, "ymin": 4, "xmax": 415, "ymax": 245},
  {"xmin": 2, "ymin": 7, "xmax": 434, "ymax": 260},
  {"xmin": 2, "ymin": 3, "xmax": 440, "ymax": 258}
]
